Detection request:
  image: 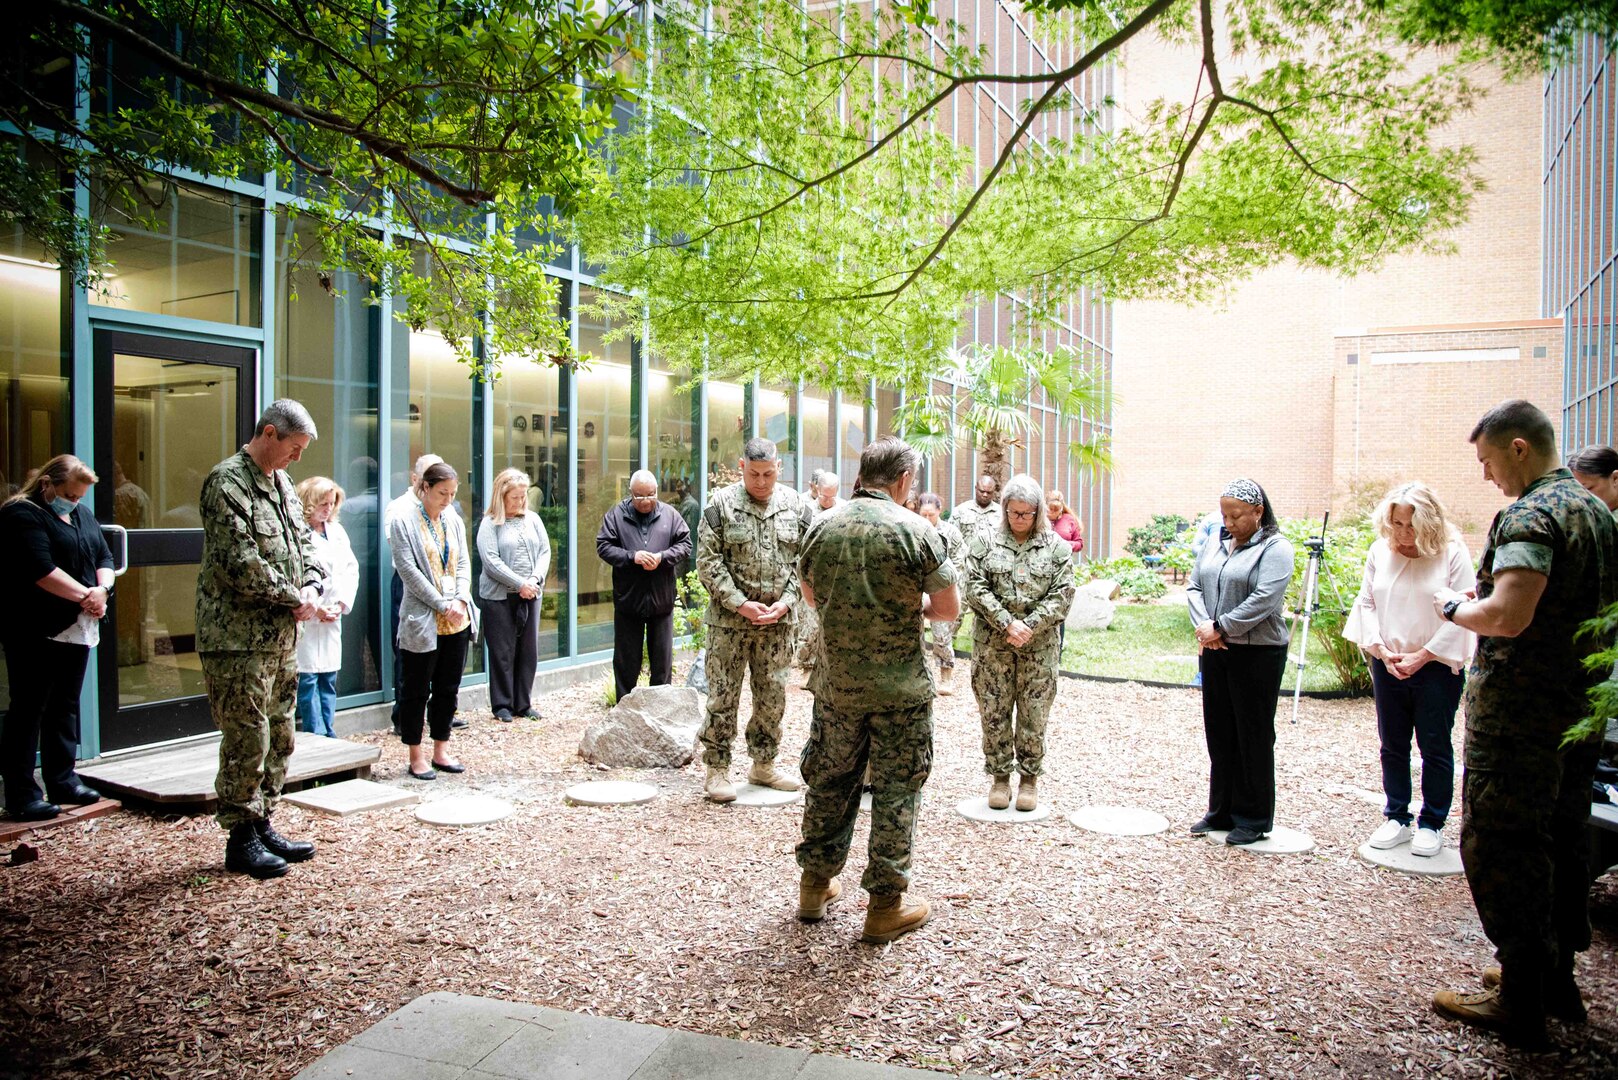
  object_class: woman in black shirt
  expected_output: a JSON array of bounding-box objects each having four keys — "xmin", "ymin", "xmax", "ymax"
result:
[{"xmin": 0, "ymin": 455, "xmax": 114, "ymax": 820}]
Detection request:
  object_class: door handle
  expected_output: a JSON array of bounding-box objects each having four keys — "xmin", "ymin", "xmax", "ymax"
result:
[{"xmin": 103, "ymin": 524, "xmax": 129, "ymax": 577}]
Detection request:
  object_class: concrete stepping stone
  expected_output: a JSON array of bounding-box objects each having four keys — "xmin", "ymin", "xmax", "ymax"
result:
[
  {"xmin": 730, "ymin": 783, "xmax": 803, "ymax": 807},
  {"xmin": 284, "ymin": 779, "xmax": 419, "ymax": 816},
  {"xmin": 955, "ymin": 797, "xmax": 1053, "ymax": 824},
  {"xmin": 1358, "ymin": 840, "xmax": 1463, "ymax": 877},
  {"xmin": 1205, "ymin": 825, "xmax": 1315, "ymax": 854},
  {"xmin": 564, "ymin": 780, "xmax": 657, "ymax": 807},
  {"xmin": 1069, "ymin": 805, "xmax": 1169, "ymax": 836},
  {"xmin": 414, "ymin": 794, "xmax": 514, "ymax": 827}
]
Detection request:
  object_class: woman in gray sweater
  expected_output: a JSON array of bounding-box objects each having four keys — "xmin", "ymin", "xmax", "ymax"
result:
[
  {"xmin": 1185, "ymin": 479, "xmax": 1295, "ymax": 846},
  {"xmin": 477, "ymin": 468, "xmax": 551, "ymax": 721}
]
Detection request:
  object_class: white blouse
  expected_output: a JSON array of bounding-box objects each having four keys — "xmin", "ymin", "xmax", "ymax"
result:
[
  {"xmin": 296, "ymin": 518, "xmax": 361, "ymax": 674},
  {"xmin": 1342, "ymin": 536, "xmax": 1478, "ymax": 673}
]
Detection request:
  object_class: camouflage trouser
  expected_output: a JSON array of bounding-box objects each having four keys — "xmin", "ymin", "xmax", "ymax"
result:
[
  {"xmin": 201, "ymin": 649, "xmax": 298, "ymax": 829},
  {"xmin": 970, "ymin": 639, "xmax": 1060, "ymax": 776},
  {"xmin": 700, "ymin": 623, "xmax": 793, "ymax": 767},
  {"xmin": 925, "ymin": 619, "xmax": 959, "ymax": 669},
  {"xmin": 1461, "ymin": 736, "xmax": 1600, "ymax": 1014},
  {"xmin": 793, "ymin": 603, "xmax": 820, "ymax": 670},
  {"xmin": 796, "ymin": 698, "xmax": 933, "ymax": 896}
]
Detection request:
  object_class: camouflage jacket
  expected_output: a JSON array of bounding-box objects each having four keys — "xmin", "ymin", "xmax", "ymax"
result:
[
  {"xmin": 949, "ymin": 500, "xmax": 1000, "ymax": 543},
  {"xmin": 933, "ymin": 518, "xmax": 966, "ymax": 574},
  {"xmin": 196, "ymin": 450, "xmax": 327, "ymax": 654},
  {"xmin": 698, "ymin": 482, "xmax": 814, "ymax": 629},
  {"xmin": 965, "ymin": 526, "xmax": 1075, "ymax": 649},
  {"xmin": 799, "ymin": 490, "xmax": 959, "ymax": 712},
  {"xmin": 1468, "ymin": 468, "xmax": 1618, "ymax": 756}
]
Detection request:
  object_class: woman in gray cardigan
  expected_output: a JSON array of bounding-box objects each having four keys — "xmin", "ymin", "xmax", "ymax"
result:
[
  {"xmin": 477, "ymin": 468, "xmax": 552, "ymax": 721},
  {"xmin": 390, "ymin": 461, "xmax": 479, "ymax": 780},
  {"xmin": 1185, "ymin": 479, "xmax": 1295, "ymax": 847}
]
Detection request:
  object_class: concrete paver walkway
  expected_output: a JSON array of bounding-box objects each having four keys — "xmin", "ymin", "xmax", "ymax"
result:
[{"xmin": 291, "ymin": 992, "xmax": 975, "ymax": 1080}]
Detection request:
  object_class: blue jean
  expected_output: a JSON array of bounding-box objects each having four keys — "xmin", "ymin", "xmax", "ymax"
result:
[
  {"xmin": 1370, "ymin": 657, "xmax": 1462, "ymax": 831},
  {"xmin": 297, "ymin": 671, "xmax": 338, "ymax": 737}
]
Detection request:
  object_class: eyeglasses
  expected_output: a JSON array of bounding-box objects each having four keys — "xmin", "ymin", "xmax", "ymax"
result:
[
  {"xmin": 1007, "ymin": 509, "xmax": 1037, "ymax": 520},
  {"xmin": 630, "ymin": 493, "xmax": 658, "ymax": 502}
]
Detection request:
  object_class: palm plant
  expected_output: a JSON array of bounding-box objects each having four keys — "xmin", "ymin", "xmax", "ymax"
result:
[{"xmin": 892, "ymin": 344, "xmax": 1112, "ymax": 491}]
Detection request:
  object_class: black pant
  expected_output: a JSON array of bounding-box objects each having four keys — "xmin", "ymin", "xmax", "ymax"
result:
[
  {"xmin": 614, "ymin": 609, "xmax": 674, "ymax": 703},
  {"xmin": 1370, "ymin": 657, "xmax": 1462, "ymax": 830},
  {"xmin": 398, "ymin": 630, "xmax": 470, "ymax": 745},
  {"xmin": 483, "ymin": 594, "xmax": 540, "ymax": 714},
  {"xmin": 1, "ymin": 637, "xmax": 90, "ymax": 809},
  {"xmin": 1199, "ymin": 644, "xmax": 1288, "ymax": 832},
  {"xmin": 389, "ymin": 571, "xmax": 404, "ymax": 728}
]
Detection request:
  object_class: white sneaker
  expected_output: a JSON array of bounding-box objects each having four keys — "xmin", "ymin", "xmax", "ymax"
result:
[
  {"xmin": 1410, "ymin": 827, "xmax": 1442, "ymax": 857},
  {"xmin": 1368, "ymin": 819, "xmax": 1411, "ymax": 849}
]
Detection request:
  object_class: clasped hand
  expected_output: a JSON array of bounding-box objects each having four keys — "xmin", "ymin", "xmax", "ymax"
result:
[
  {"xmin": 293, "ymin": 585, "xmax": 323, "ymax": 622},
  {"xmin": 80, "ymin": 586, "xmax": 108, "ymax": 619},
  {"xmin": 1004, "ymin": 619, "xmax": 1034, "ymax": 648},
  {"xmin": 1194, "ymin": 619, "xmax": 1227, "ymax": 651},
  {"xmin": 633, "ymin": 550, "xmax": 662, "ymax": 570},
  {"xmin": 738, "ymin": 599, "xmax": 790, "ymax": 625}
]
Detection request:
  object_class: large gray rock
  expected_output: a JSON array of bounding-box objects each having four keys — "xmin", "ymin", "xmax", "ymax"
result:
[
  {"xmin": 579, "ymin": 685, "xmax": 704, "ymax": 768},
  {"xmin": 1081, "ymin": 579, "xmax": 1121, "ymax": 601},
  {"xmin": 1065, "ymin": 587, "xmax": 1115, "ymax": 631}
]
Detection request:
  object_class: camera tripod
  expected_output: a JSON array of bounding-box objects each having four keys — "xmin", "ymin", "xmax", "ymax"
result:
[{"xmin": 1289, "ymin": 512, "xmax": 1345, "ymax": 725}]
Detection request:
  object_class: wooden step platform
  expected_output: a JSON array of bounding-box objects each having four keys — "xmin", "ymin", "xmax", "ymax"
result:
[
  {"xmin": 77, "ymin": 733, "xmax": 381, "ymax": 809},
  {"xmin": 0, "ymin": 798, "xmax": 122, "ymax": 845}
]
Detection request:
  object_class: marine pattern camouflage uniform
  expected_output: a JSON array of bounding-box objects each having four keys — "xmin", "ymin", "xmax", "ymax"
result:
[
  {"xmin": 965, "ymin": 525, "xmax": 1074, "ymax": 776},
  {"xmin": 197, "ymin": 450, "xmax": 327, "ymax": 829},
  {"xmin": 925, "ymin": 518, "xmax": 966, "ymax": 671},
  {"xmin": 796, "ymin": 490, "xmax": 958, "ymax": 895},
  {"xmin": 793, "ymin": 497, "xmax": 846, "ymax": 671},
  {"xmin": 697, "ymin": 482, "xmax": 813, "ymax": 768},
  {"xmin": 1462, "ymin": 468, "xmax": 1618, "ymax": 1018}
]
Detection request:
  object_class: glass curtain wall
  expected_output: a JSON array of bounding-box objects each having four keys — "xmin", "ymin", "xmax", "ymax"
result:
[
  {"xmin": 648, "ymin": 360, "xmax": 699, "ymax": 579},
  {"xmin": 801, "ymin": 384, "xmax": 833, "ymax": 488},
  {"xmin": 839, "ymin": 386, "xmax": 869, "ymax": 491},
  {"xmin": 756, "ymin": 382, "xmax": 796, "ymax": 488},
  {"xmin": 706, "ymin": 379, "xmax": 748, "ymax": 480},
  {"xmin": 576, "ymin": 285, "xmax": 634, "ymax": 653}
]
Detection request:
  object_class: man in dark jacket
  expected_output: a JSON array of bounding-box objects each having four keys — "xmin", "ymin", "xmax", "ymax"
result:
[{"xmin": 597, "ymin": 470, "xmax": 694, "ymax": 702}]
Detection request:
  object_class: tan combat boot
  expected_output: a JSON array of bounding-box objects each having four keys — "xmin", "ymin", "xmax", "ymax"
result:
[
  {"xmin": 861, "ymin": 892, "xmax": 930, "ymax": 944},
  {"xmin": 937, "ymin": 665, "xmax": 954, "ymax": 694},
  {"xmin": 704, "ymin": 765, "xmax": 737, "ymax": 803},
  {"xmin": 749, "ymin": 760, "xmax": 802, "ymax": 791},
  {"xmin": 987, "ymin": 775, "xmax": 1012, "ymax": 810},
  {"xmin": 798, "ymin": 872, "xmax": 843, "ymax": 921},
  {"xmin": 1015, "ymin": 774, "xmax": 1038, "ymax": 812}
]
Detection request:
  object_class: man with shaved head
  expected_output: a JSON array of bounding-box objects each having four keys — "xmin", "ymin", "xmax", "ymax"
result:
[{"xmin": 597, "ymin": 470, "xmax": 693, "ymax": 703}]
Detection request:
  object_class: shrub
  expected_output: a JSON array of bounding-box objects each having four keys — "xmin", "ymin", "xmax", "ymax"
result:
[
  {"xmin": 676, "ymin": 570, "xmax": 709, "ymax": 651},
  {"xmin": 1280, "ymin": 516, "xmax": 1375, "ymax": 695},
  {"xmin": 1124, "ymin": 513, "xmax": 1190, "ymax": 561},
  {"xmin": 1077, "ymin": 554, "xmax": 1166, "ymax": 601}
]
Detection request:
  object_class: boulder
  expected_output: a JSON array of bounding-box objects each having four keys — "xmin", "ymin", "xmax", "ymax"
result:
[
  {"xmin": 579, "ymin": 685, "xmax": 704, "ymax": 768},
  {"xmin": 1065, "ymin": 588, "xmax": 1116, "ymax": 632},
  {"xmin": 1083, "ymin": 578, "xmax": 1121, "ymax": 601}
]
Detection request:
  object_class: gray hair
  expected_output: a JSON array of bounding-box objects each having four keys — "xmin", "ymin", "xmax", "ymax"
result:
[
  {"xmin": 412, "ymin": 453, "xmax": 443, "ymax": 482},
  {"xmin": 629, "ymin": 469, "xmax": 659, "ymax": 492},
  {"xmin": 859, "ymin": 436, "xmax": 921, "ymax": 490},
  {"xmin": 256, "ymin": 398, "xmax": 318, "ymax": 440},
  {"xmin": 818, "ymin": 472, "xmax": 840, "ymax": 491},
  {"xmin": 1000, "ymin": 474, "xmax": 1049, "ymax": 534},
  {"xmin": 742, "ymin": 437, "xmax": 779, "ymax": 463}
]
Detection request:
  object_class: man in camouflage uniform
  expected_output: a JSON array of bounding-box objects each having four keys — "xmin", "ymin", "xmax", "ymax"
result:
[
  {"xmin": 950, "ymin": 474, "xmax": 1001, "ymax": 542},
  {"xmin": 1430, "ymin": 400, "xmax": 1618, "ymax": 1046},
  {"xmin": 793, "ymin": 472, "xmax": 846, "ymax": 681},
  {"xmin": 796, "ymin": 436, "xmax": 959, "ymax": 943},
  {"xmin": 916, "ymin": 492, "xmax": 966, "ymax": 692},
  {"xmin": 697, "ymin": 438, "xmax": 814, "ymax": 801},
  {"xmin": 197, "ymin": 399, "xmax": 329, "ymax": 880},
  {"xmin": 964, "ymin": 474, "xmax": 1075, "ymax": 813}
]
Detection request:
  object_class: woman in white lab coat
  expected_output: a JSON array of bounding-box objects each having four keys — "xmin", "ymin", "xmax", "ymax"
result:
[{"xmin": 294, "ymin": 476, "xmax": 360, "ymax": 737}]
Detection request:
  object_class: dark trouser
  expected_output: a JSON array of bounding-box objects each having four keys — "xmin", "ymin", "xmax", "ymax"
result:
[
  {"xmin": 0, "ymin": 637, "xmax": 90, "ymax": 810},
  {"xmin": 398, "ymin": 630, "xmax": 470, "ymax": 746},
  {"xmin": 613, "ymin": 609, "xmax": 674, "ymax": 703},
  {"xmin": 1462, "ymin": 736, "xmax": 1600, "ymax": 1018},
  {"xmin": 1370, "ymin": 658, "xmax": 1462, "ymax": 830},
  {"xmin": 483, "ymin": 594, "xmax": 541, "ymax": 714},
  {"xmin": 389, "ymin": 572, "xmax": 404, "ymax": 728},
  {"xmin": 1199, "ymin": 644, "xmax": 1288, "ymax": 833}
]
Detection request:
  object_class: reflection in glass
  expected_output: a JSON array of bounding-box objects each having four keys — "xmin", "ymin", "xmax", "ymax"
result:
[
  {"xmin": 707, "ymin": 380, "xmax": 747, "ymax": 480},
  {"xmin": 801, "ymin": 385, "xmax": 833, "ymax": 490},
  {"xmin": 840, "ymin": 386, "xmax": 871, "ymax": 491},
  {"xmin": 575, "ymin": 358, "xmax": 633, "ymax": 654},
  {"xmin": 756, "ymin": 383, "xmax": 796, "ymax": 488},
  {"xmin": 648, "ymin": 365, "xmax": 699, "ymax": 580},
  {"xmin": 493, "ymin": 349, "xmax": 568, "ymax": 662}
]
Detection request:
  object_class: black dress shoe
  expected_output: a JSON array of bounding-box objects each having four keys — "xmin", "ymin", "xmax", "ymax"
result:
[
  {"xmin": 519, "ymin": 709, "xmax": 541, "ymax": 720},
  {"xmin": 451, "ymin": 716, "xmax": 469, "ymax": 729},
  {"xmin": 1189, "ymin": 815, "xmax": 1232, "ymax": 836},
  {"xmin": 224, "ymin": 823, "xmax": 289, "ymax": 879},
  {"xmin": 48, "ymin": 783, "xmax": 101, "ymax": 806},
  {"xmin": 494, "ymin": 708, "xmax": 514, "ymax": 722},
  {"xmin": 431, "ymin": 759, "xmax": 466, "ymax": 774},
  {"xmin": 8, "ymin": 799, "xmax": 60, "ymax": 822},
  {"xmin": 408, "ymin": 768, "xmax": 437, "ymax": 781},
  {"xmin": 255, "ymin": 817, "xmax": 315, "ymax": 862},
  {"xmin": 1225, "ymin": 826, "xmax": 1268, "ymax": 846}
]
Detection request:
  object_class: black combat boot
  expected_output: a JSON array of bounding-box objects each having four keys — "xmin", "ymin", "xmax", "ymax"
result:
[
  {"xmin": 225, "ymin": 823, "xmax": 289, "ymax": 879},
  {"xmin": 255, "ymin": 816, "xmax": 315, "ymax": 862}
]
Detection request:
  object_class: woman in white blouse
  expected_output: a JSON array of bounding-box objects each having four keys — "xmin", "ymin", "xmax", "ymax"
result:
[
  {"xmin": 1343, "ymin": 482, "xmax": 1477, "ymax": 857},
  {"xmin": 293, "ymin": 476, "xmax": 360, "ymax": 737}
]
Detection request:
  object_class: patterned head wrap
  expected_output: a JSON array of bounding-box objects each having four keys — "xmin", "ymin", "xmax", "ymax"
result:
[{"xmin": 1222, "ymin": 479, "xmax": 1264, "ymax": 506}]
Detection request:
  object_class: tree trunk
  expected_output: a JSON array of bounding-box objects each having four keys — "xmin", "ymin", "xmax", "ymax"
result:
[{"xmin": 980, "ymin": 428, "xmax": 1013, "ymax": 495}]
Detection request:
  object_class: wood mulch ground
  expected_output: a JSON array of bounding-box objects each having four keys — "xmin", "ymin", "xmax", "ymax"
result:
[{"xmin": 4, "ymin": 670, "xmax": 1618, "ymax": 1079}]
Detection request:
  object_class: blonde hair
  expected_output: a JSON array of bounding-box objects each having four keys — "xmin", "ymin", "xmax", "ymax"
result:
[
  {"xmin": 9, "ymin": 454, "xmax": 98, "ymax": 506},
  {"xmin": 1372, "ymin": 482, "xmax": 1454, "ymax": 559},
  {"xmin": 294, "ymin": 475, "xmax": 345, "ymax": 522},
  {"xmin": 486, "ymin": 467, "xmax": 532, "ymax": 524}
]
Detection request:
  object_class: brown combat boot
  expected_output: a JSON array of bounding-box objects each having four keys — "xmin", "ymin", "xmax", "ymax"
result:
[
  {"xmin": 937, "ymin": 665, "xmax": 954, "ymax": 694},
  {"xmin": 987, "ymin": 775, "xmax": 1012, "ymax": 810},
  {"xmin": 797, "ymin": 872, "xmax": 843, "ymax": 921},
  {"xmin": 748, "ymin": 761, "xmax": 802, "ymax": 791},
  {"xmin": 704, "ymin": 765, "xmax": 737, "ymax": 803},
  {"xmin": 1482, "ymin": 967, "xmax": 1587, "ymax": 1023},
  {"xmin": 862, "ymin": 892, "xmax": 930, "ymax": 944},
  {"xmin": 1015, "ymin": 774, "xmax": 1038, "ymax": 812},
  {"xmin": 1432, "ymin": 986, "xmax": 1549, "ymax": 1048}
]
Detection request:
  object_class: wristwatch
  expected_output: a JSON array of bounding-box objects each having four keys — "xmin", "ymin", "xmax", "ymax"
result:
[{"xmin": 1441, "ymin": 597, "xmax": 1464, "ymax": 622}]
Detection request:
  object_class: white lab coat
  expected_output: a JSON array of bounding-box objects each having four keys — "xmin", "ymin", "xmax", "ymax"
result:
[{"xmin": 296, "ymin": 518, "xmax": 360, "ymax": 674}]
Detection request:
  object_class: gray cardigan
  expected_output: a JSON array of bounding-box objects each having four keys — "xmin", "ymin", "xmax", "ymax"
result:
[
  {"xmin": 1186, "ymin": 529, "xmax": 1295, "ymax": 647},
  {"xmin": 476, "ymin": 513, "xmax": 552, "ymax": 602},
  {"xmin": 389, "ymin": 505, "xmax": 479, "ymax": 653}
]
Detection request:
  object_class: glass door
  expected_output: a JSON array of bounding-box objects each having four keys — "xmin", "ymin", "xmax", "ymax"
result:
[{"xmin": 93, "ymin": 332, "xmax": 254, "ymax": 752}]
